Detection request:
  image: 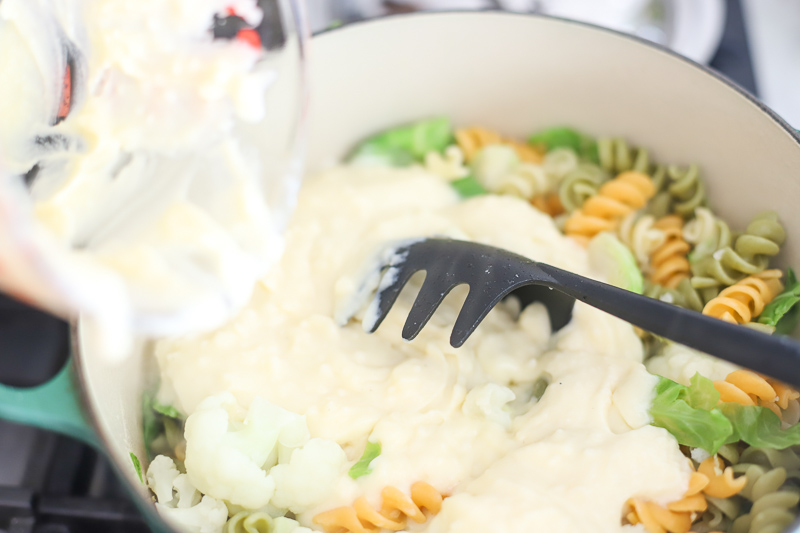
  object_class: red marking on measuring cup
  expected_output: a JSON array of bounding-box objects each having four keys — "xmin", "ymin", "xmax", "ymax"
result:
[
  {"xmin": 57, "ymin": 64, "xmax": 72, "ymax": 120},
  {"xmin": 235, "ymin": 28, "xmax": 261, "ymax": 49}
]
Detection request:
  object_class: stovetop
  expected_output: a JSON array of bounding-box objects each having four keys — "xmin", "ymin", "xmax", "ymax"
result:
[{"xmin": 0, "ymin": 1, "xmax": 757, "ymax": 532}]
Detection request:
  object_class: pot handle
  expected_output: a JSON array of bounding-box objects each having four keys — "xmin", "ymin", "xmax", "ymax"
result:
[{"xmin": 0, "ymin": 358, "xmax": 97, "ymax": 446}]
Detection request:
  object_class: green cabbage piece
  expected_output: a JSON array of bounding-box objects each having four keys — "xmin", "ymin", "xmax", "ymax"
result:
[
  {"xmin": 719, "ymin": 403, "xmax": 800, "ymax": 449},
  {"xmin": 650, "ymin": 373, "xmax": 800, "ymax": 453},
  {"xmin": 450, "ymin": 175, "xmax": 487, "ymax": 199},
  {"xmin": 153, "ymin": 400, "xmax": 182, "ymax": 419},
  {"xmin": 527, "ymin": 126, "xmax": 598, "ymax": 162},
  {"xmin": 349, "ymin": 117, "xmax": 453, "ymax": 166},
  {"xmin": 587, "ymin": 232, "xmax": 644, "ymax": 294},
  {"xmin": 759, "ymin": 268, "xmax": 800, "ymax": 334},
  {"xmin": 348, "ymin": 441, "xmax": 381, "ymax": 479},
  {"xmin": 130, "ymin": 452, "xmax": 143, "ymax": 483},
  {"xmin": 650, "ymin": 374, "xmax": 731, "ymax": 453}
]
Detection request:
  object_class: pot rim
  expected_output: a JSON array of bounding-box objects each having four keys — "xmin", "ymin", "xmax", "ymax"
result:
[{"xmin": 69, "ymin": 9, "xmax": 800, "ymax": 531}]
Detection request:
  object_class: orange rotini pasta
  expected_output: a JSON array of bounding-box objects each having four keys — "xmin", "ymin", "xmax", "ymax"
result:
[
  {"xmin": 564, "ymin": 171, "xmax": 656, "ymax": 243},
  {"xmin": 713, "ymin": 369, "xmax": 800, "ymax": 420},
  {"xmin": 702, "ymin": 269, "xmax": 784, "ymax": 324},
  {"xmin": 530, "ymin": 192, "xmax": 565, "ymax": 217},
  {"xmin": 649, "ymin": 215, "xmax": 691, "ymax": 289},
  {"xmin": 313, "ymin": 482, "xmax": 444, "ymax": 533},
  {"xmin": 696, "ymin": 455, "xmax": 746, "ymax": 499},
  {"xmin": 455, "ymin": 126, "xmax": 544, "ymax": 164},
  {"xmin": 626, "ymin": 471, "xmax": 709, "ymax": 533},
  {"xmin": 627, "ymin": 457, "xmax": 746, "ymax": 533}
]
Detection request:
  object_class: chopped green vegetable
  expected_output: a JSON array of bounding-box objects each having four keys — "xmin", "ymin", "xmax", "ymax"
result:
[
  {"xmin": 348, "ymin": 441, "xmax": 381, "ymax": 479},
  {"xmin": 142, "ymin": 395, "xmax": 160, "ymax": 460},
  {"xmin": 587, "ymin": 232, "xmax": 644, "ymax": 294},
  {"xmin": 348, "ymin": 117, "xmax": 453, "ymax": 166},
  {"xmin": 759, "ymin": 268, "xmax": 800, "ymax": 334},
  {"xmin": 650, "ymin": 373, "xmax": 800, "ymax": 453},
  {"xmin": 450, "ymin": 175, "xmax": 487, "ymax": 198},
  {"xmin": 470, "ymin": 144, "xmax": 519, "ymax": 188},
  {"xmin": 650, "ymin": 375, "xmax": 731, "ymax": 453},
  {"xmin": 680, "ymin": 373, "xmax": 720, "ymax": 411},
  {"xmin": 153, "ymin": 401, "xmax": 182, "ymax": 420},
  {"xmin": 130, "ymin": 452, "xmax": 143, "ymax": 483},
  {"xmin": 528, "ymin": 126, "xmax": 598, "ymax": 162},
  {"xmin": 719, "ymin": 403, "xmax": 800, "ymax": 449},
  {"xmin": 142, "ymin": 393, "xmax": 186, "ymax": 460}
]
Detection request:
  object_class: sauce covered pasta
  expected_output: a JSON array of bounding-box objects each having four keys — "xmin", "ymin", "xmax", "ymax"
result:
[{"xmin": 142, "ymin": 120, "xmax": 800, "ymax": 533}]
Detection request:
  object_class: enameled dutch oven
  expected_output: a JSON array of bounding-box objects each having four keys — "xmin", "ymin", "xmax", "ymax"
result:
[{"xmin": 1, "ymin": 11, "xmax": 800, "ymax": 532}]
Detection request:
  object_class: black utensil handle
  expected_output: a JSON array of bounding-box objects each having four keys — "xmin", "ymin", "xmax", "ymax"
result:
[{"xmin": 538, "ymin": 264, "xmax": 800, "ymax": 389}]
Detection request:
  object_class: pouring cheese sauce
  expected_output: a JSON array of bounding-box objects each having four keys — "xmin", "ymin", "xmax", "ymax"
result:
[
  {"xmin": 153, "ymin": 165, "xmax": 690, "ymax": 533},
  {"xmin": 0, "ymin": 0, "xmax": 291, "ymax": 356}
]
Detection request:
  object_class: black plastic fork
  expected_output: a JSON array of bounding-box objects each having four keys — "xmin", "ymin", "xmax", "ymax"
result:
[{"xmin": 363, "ymin": 238, "xmax": 800, "ymax": 389}]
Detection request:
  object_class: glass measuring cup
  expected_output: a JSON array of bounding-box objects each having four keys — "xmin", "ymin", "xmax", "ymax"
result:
[{"xmin": 0, "ymin": 0, "xmax": 309, "ymax": 360}]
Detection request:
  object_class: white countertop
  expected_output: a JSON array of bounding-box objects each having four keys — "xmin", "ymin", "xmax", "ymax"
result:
[{"xmin": 743, "ymin": 0, "xmax": 800, "ymax": 128}]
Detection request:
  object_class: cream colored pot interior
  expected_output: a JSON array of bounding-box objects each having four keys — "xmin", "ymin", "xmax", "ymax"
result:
[{"xmin": 74, "ymin": 10, "xmax": 800, "ymax": 526}]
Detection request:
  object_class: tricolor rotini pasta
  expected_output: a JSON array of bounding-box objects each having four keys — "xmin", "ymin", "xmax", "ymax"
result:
[
  {"xmin": 692, "ymin": 212, "xmax": 786, "ymax": 289},
  {"xmin": 649, "ymin": 215, "xmax": 692, "ymax": 289},
  {"xmin": 455, "ymin": 126, "xmax": 544, "ymax": 164},
  {"xmin": 712, "ymin": 370, "xmax": 800, "ymax": 421},
  {"xmin": 564, "ymin": 171, "xmax": 656, "ymax": 243},
  {"xmin": 730, "ymin": 457, "xmax": 800, "ymax": 533},
  {"xmin": 703, "ymin": 270, "xmax": 784, "ymax": 325},
  {"xmin": 313, "ymin": 482, "xmax": 444, "ymax": 533},
  {"xmin": 597, "ymin": 137, "xmax": 652, "ymax": 175},
  {"xmin": 618, "ymin": 211, "xmax": 666, "ymax": 270},
  {"xmin": 665, "ymin": 164, "xmax": 707, "ymax": 217},
  {"xmin": 558, "ymin": 161, "xmax": 609, "ymax": 212}
]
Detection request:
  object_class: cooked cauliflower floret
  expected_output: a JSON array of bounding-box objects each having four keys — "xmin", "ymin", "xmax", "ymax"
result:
[
  {"xmin": 646, "ymin": 342, "xmax": 739, "ymax": 385},
  {"xmin": 146, "ymin": 454, "xmax": 180, "ymax": 504},
  {"xmin": 157, "ymin": 495, "xmax": 229, "ymax": 533},
  {"xmin": 174, "ymin": 474, "xmax": 201, "ymax": 508},
  {"xmin": 462, "ymin": 383, "xmax": 516, "ymax": 428},
  {"xmin": 270, "ymin": 438, "xmax": 347, "ymax": 512},
  {"xmin": 274, "ymin": 516, "xmax": 314, "ymax": 533},
  {"xmin": 183, "ymin": 393, "xmax": 344, "ymax": 512},
  {"xmin": 146, "ymin": 455, "xmax": 227, "ymax": 533}
]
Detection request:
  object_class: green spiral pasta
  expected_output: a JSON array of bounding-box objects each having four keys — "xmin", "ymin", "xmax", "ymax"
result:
[
  {"xmin": 667, "ymin": 164, "xmax": 707, "ymax": 217},
  {"xmin": 692, "ymin": 444, "xmax": 743, "ymax": 533},
  {"xmin": 643, "ymin": 278, "xmax": 705, "ymax": 312},
  {"xmin": 225, "ymin": 512, "xmax": 275, "ymax": 533},
  {"xmin": 224, "ymin": 511, "xmax": 303, "ymax": 533},
  {"xmin": 690, "ymin": 446, "xmax": 800, "ymax": 533},
  {"xmin": 695, "ymin": 495, "xmax": 742, "ymax": 533},
  {"xmin": 730, "ymin": 465, "xmax": 800, "ymax": 533},
  {"xmin": 684, "ymin": 207, "xmax": 734, "ymax": 263},
  {"xmin": 557, "ymin": 162, "xmax": 609, "ymax": 212},
  {"xmin": 691, "ymin": 211, "xmax": 786, "ymax": 288},
  {"xmin": 597, "ymin": 137, "xmax": 651, "ymax": 175},
  {"xmin": 739, "ymin": 447, "xmax": 800, "ymax": 472}
]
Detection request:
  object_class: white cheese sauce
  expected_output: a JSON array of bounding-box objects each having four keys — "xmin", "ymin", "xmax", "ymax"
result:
[{"xmin": 154, "ymin": 165, "xmax": 690, "ymax": 532}]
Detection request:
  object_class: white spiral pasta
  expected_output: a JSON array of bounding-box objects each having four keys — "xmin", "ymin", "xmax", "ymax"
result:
[
  {"xmin": 472, "ymin": 145, "xmax": 555, "ymax": 199},
  {"xmin": 541, "ymin": 147, "xmax": 579, "ymax": 181},
  {"xmin": 424, "ymin": 145, "xmax": 469, "ymax": 181},
  {"xmin": 783, "ymin": 399, "xmax": 800, "ymax": 428},
  {"xmin": 683, "ymin": 207, "xmax": 716, "ymax": 244},
  {"xmin": 617, "ymin": 211, "xmax": 667, "ymax": 269},
  {"xmin": 683, "ymin": 207, "xmax": 733, "ymax": 262}
]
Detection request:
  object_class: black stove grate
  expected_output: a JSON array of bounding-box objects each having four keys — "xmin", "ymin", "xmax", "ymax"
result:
[{"xmin": 0, "ymin": 428, "xmax": 147, "ymax": 533}]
